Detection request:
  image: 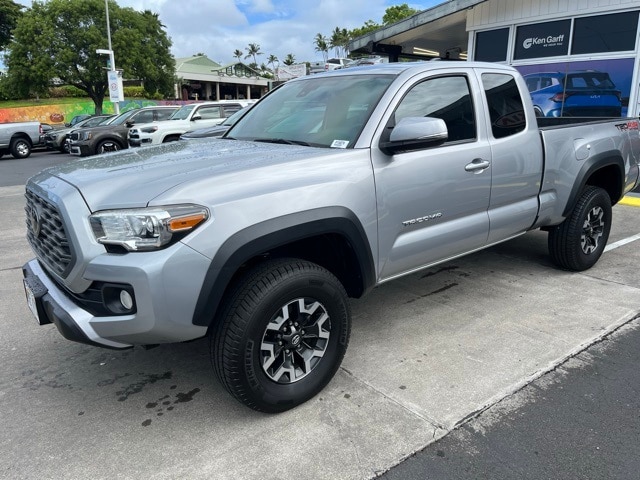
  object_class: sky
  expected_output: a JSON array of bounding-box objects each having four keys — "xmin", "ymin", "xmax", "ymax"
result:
[{"xmin": 14, "ymin": 0, "xmax": 442, "ymax": 66}]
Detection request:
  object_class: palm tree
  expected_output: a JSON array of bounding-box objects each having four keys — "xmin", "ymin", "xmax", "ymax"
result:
[
  {"xmin": 313, "ymin": 33, "xmax": 329, "ymax": 62},
  {"xmin": 244, "ymin": 43, "xmax": 263, "ymax": 66},
  {"xmin": 329, "ymin": 27, "xmax": 349, "ymax": 57},
  {"xmin": 267, "ymin": 54, "xmax": 279, "ymax": 71},
  {"xmin": 233, "ymin": 49, "xmax": 243, "ymax": 62},
  {"xmin": 283, "ymin": 53, "xmax": 296, "ymax": 66}
]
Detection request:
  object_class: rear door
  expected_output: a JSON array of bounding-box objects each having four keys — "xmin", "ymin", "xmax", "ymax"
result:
[{"xmin": 475, "ymin": 70, "xmax": 543, "ymax": 243}]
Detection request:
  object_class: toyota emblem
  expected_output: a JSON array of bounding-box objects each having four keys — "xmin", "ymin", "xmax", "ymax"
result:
[{"xmin": 29, "ymin": 204, "xmax": 43, "ymax": 237}]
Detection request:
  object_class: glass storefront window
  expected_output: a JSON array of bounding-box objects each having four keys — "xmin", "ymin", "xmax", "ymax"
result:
[
  {"xmin": 475, "ymin": 28, "xmax": 509, "ymax": 62},
  {"xmin": 571, "ymin": 11, "xmax": 639, "ymax": 54}
]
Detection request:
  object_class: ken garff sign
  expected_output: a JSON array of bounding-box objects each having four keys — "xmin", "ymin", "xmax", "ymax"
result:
[{"xmin": 515, "ymin": 19, "xmax": 570, "ymax": 60}]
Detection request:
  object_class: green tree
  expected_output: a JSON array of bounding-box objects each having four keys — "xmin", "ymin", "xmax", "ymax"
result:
[
  {"xmin": 329, "ymin": 27, "xmax": 350, "ymax": 57},
  {"xmin": 0, "ymin": 0, "xmax": 22, "ymax": 51},
  {"xmin": 244, "ymin": 42, "xmax": 263, "ymax": 66},
  {"xmin": 283, "ymin": 53, "xmax": 295, "ymax": 66},
  {"xmin": 233, "ymin": 48, "xmax": 243, "ymax": 62},
  {"xmin": 4, "ymin": 0, "xmax": 175, "ymax": 113},
  {"xmin": 349, "ymin": 19, "xmax": 380, "ymax": 39},
  {"xmin": 382, "ymin": 3, "xmax": 418, "ymax": 24},
  {"xmin": 313, "ymin": 33, "xmax": 329, "ymax": 62},
  {"xmin": 267, "ymin": 54, "xmax": 278, "ymax": 71}
]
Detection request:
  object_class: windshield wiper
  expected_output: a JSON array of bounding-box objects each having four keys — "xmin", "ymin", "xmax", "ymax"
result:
[{"xmin": 253, "ymin": 138, "xmax": 310, "ymax": 146}]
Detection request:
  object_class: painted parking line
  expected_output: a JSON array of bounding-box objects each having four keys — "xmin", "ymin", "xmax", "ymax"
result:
[
  {"xmin": 605, "ymin": 233, "xmax": 640, "ymax": 252},
  {"xmin": 619, "ymin": 195, "xmax": 640, "ymax": 207}
]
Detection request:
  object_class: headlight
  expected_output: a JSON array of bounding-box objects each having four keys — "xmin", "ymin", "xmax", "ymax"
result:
[
  {"xmin": 140, "ymin": 125, "xmax": 159, "ymax": 133},
  {"xmin": 90, "ymin": 204, "xmax": 209, "ymax": 251},
  {"xmin": 49, "ymin": 133, "xmax": 58, "ymax": 140},
  {"xmin": 80, "ymin": 131, "xmax": 92, "ymax": 140}
]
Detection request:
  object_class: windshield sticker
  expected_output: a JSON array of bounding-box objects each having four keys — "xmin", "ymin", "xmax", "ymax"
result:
[{"xmin": 331, "ymin": 140, "xmax": 350, "ymax": 149}]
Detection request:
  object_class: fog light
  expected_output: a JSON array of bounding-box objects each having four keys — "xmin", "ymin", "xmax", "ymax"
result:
[{"xmin": 120, "ymin": 290, "xmax": 134, "ymax": 310}]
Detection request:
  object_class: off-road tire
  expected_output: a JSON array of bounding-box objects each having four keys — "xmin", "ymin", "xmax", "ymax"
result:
[
  {"xmin": 548, "ymin": 186, "xmax": 612, "ymax": 271},
  {"xmin": 211, "ymin": 258, "xmax": 350, "ymax": 413}
]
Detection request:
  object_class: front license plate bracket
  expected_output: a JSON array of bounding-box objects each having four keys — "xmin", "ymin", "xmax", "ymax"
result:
[{"xmin": 23, "ymin": 275, "xmax": 51, "ymax": 325}]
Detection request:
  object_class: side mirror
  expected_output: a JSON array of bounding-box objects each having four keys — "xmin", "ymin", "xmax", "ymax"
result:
[
  {"xmin": 191, "ymin": 115, "xmax": 202, "ymax": 121},
  {"xmin": 125, "ymin": 120, "xmax": 134, "ymax": 128},
  {"xmin": 379, "ymin": 116, "xmax": 448, "ymax": 155}
]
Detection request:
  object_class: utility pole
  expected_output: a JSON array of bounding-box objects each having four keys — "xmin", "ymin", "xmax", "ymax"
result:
[{"xmin": 97, "ymin": 0, "xmax": 121, "ymax": 114}]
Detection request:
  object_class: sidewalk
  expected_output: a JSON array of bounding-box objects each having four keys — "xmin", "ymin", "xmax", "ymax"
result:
[{"xmin": 381, "ymin": 317, "xmax": 640, "ymax": 480}]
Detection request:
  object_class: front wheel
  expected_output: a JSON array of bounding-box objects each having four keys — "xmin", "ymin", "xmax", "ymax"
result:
[
  {"xmin": 548, "ymin": 186, "xmax": 612, "ymax": 271},
  {"xmin": 211, "ymin": 258, "xmax": 350, "ymax": 412},
  {"xmin": 95, "ymin": 139, "xmax": 121, "ymax": 155},
  {"xmin": 10, "ymin": 138, "xmax": 31, "ymax": 159}
]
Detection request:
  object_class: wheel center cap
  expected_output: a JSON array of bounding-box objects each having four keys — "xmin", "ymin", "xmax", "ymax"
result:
[{"xmin": 290, "ymin": 334, "xmax": 301, "ymax": 347}]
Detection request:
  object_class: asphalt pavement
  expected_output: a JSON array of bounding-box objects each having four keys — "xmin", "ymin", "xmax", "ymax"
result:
[{"xmin": 1, "ymin": 150, "xmax": 639, "ymax": 479}]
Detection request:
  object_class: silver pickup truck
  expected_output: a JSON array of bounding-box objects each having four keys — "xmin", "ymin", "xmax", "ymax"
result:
[
  {"xmin": 22, "ymin": 62, "xmax": 640, "ymax": 412},
  {"xmin": 0, "ymin": 121, "xmax": 42, "ymax": 159}
]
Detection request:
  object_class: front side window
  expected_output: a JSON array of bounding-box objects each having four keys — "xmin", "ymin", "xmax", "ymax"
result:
[
  {"xmin": 481, "ymin": 73, "xmax": 526, "ymax": 139},
  {"xmin": 196, "ymin": 106, "xmax": 223, "ymax": 120},
  {"xmin": 393, "ymin": 76, "xmax": 476, "ymax": 143}
]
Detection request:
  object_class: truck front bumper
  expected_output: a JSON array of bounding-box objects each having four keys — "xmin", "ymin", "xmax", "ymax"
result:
[
  {"xmin": 22, "ymin": 242, "xmax": 211, "ymax": 349},
  {"xmin": 22, "ymin": 260, "xmax": 132, "ymax": 349}
]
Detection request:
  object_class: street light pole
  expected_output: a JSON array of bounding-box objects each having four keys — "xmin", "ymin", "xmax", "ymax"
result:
[{"xmin": 104, "ymin": 0, "xmax": 119, "ymax": 114}]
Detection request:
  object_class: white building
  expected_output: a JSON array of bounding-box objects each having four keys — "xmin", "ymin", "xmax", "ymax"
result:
[{"xmin": 350, "ymin": 0, "xmax": 640, "ymax": 117}]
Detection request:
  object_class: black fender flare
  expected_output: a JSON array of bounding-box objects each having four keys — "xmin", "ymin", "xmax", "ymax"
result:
[
  {"xmin": 191, "ymin": 206, "xmax": 376, "ymax": 327},
  {"xmin": 562, "ymin": 150, "xmax": 624, "ymax": 218}
]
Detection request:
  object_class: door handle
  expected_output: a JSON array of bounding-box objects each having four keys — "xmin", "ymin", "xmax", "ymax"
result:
[{"xmin": 465, "ymin": 158, "xmax": 491, "ymax": 173}]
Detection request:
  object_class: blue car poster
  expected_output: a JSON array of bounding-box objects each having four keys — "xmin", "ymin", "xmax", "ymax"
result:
[{"xmin": 515, "ymin": 58, "xmax": 634, "ymax": 117}]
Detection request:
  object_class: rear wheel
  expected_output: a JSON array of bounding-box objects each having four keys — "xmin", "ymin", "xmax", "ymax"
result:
[
  {"xmin": 96, "ymin": 139, "xmax": 121, "ymax": 154},
  {"xmin": 211, "ymin": 258, "xmax": 350, "ymax": 412},
  {"xmin": 10, "ymin": 137, "xmax": 31, "ymax": 159},
  {"xmin": 548, "ymin": 186, "xmax": 612, "ymax": 271}
]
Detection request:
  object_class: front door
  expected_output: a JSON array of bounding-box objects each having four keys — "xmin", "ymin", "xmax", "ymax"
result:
[{"xmin": 372, "ymin": 73, "xmax": 493, "ymax": 281}]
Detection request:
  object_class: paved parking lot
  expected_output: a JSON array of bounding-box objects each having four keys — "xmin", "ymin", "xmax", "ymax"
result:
[{"xmin": 1, "ymin": 153, "xmax": 639, "ymax": 479}]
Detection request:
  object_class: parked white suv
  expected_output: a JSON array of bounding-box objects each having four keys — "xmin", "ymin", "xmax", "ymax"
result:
[{"xmin": 128, "ymin": 100, "xmax": 256, "ymax": 147}]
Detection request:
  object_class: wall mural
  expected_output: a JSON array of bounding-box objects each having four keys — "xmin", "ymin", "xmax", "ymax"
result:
[{"xmin": 0, "ymin": 100, "xmax": 192, "ymax": 125}]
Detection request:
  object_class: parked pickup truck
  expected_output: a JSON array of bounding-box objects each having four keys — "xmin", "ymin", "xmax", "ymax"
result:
[
  {"xmin": 309, "ymin": 57, "xmax": 353, "ymax": 74},
  {"xmin": 22, "ymin": 62, "xmax": 640, "ymax": 413},
  {"xmin": 0, "ymin": 121, "xmax": 42, "ymax": 159},
  {"xmin": 128, "ymin": 100, "xmax": 254, "ymax": 147}
]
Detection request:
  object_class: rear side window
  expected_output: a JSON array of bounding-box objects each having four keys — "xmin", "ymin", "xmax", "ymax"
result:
[
  {"xmin": 394, "ymin": 75, "xmax": 476, "ymax": 143},
  {"xmin": 481, "ymin": 73, "xmax": 526, "ymax": 139},
  {"xmin": 156, "ymin": 109, "xmax": 175, "ymax": 121}
]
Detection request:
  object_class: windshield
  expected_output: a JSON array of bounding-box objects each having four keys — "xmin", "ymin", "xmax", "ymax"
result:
[
  {"xmin": 170, "ymin": 105, "xmax": 197, "ymax": 120},
  {"xmin": 108, "ymin": 109, "xmax": 138, "ymax": 126},
  {"xmin": 227, "ymin": 74, "xmax": 394, "ymax": 148}
]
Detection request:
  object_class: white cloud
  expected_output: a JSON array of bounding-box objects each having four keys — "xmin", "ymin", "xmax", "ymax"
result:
[{"xmin": 14, "ymin": 0, "xmax": 439, "ymax": 65}]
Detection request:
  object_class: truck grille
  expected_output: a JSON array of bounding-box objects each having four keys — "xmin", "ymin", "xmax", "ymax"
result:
[{"xmin": 25, "ymin": 189, "xmax": 73, "ymax": 278}]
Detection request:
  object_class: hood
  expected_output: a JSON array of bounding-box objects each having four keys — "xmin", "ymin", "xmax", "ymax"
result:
[{"xmin": 31, "ymin": 139, "xmax": 339, "ymax": 211}]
